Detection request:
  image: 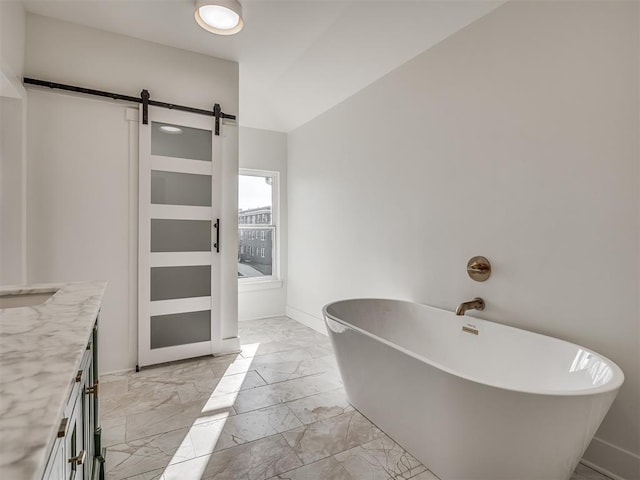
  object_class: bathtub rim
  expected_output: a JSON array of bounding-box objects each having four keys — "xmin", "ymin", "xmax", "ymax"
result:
[{"xmin": 322, "ymin": 298, "xmax": 624, "ymax": 397}]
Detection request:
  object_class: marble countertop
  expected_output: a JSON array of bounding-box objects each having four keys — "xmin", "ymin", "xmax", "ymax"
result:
[{"xmin": 0, "ymin": 281, "xmax": 106, "ymax": 480}]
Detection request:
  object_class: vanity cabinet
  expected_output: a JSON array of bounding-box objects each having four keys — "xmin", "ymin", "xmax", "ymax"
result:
[{"xmin": 42, "ymin": 319, "xmax": 105, "ymax": 480}]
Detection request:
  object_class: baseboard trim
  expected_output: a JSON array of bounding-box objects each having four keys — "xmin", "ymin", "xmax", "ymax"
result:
[
  {"xmin": 582, "ymin": 436, "xmax": 640, "ymax": 480},
  {"xmin": 239, "ymin": 313, "xmax": 286, "ymax": 322},
  {"xmin": 100, "ymin": 367, "xmax": 135, "ymax": 376},
  {"xmin": 580, "ymin": 460, "xmax": 625, "ymax": 480},
  {"xmin": 286, "ymin": 305, "xmax": 327, "ymax": 335}
]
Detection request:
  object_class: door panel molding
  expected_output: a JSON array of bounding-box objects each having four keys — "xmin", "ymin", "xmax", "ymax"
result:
[
  {"xmin": 150, "ymin": 252, "xmax": 212, "ymax": 267},
  {"xmin": 150, "ymin": 205, "xmax": 212, "ymax": 220},
  {"xmin": 151, "ymin": 156, "xmax": 213, "ymax": 175},
  {"xmin": 150, "ymin": 296, "xmax": 212, "ymax": 316}
]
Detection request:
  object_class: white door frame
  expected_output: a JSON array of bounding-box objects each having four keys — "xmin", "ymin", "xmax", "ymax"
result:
[{"xmin": 137, "ymin": 106, "xmax": 225, "ymax": 367}]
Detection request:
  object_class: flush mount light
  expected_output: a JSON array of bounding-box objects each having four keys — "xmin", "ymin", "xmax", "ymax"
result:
[
  {"xmin": 195, "ymin": 0, "xmax": 243, "ymax": 35},
  {"xmin": 159, "ymin": 125, "xmax": 183, "ymax": 134}
]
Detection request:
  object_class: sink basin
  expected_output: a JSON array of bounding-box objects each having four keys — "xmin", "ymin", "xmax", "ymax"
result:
[{"xmin": 0, "ymin": 292, "xmax": 56, "ymax": 308}]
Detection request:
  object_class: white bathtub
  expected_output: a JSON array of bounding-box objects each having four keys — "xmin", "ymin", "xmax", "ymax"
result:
[{"xmin": 323, "ymin": 299, "xmax": 624, "ymax": 480}]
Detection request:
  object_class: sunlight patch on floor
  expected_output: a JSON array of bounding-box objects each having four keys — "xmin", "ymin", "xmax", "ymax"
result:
[{"xmin": 161, "ymin": 343, "xmax": 260, "ymax": 479}]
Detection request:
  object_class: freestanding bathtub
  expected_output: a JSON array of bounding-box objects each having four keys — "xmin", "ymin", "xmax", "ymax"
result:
[{"xmin": 323, "ymin": 299, "xmax": 624, "ymax": 480}]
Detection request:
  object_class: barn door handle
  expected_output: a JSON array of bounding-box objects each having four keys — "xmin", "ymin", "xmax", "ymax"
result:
[{"xmin": 213, "ymin": 219, "xmax": 220, "ymax": 253}]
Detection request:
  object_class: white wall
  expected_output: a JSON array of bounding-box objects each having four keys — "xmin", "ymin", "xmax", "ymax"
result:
[
  {"xmin": 1, "ymin": 95, "xmax": 27, "ymax": 285},
  {"xmin": 1, "ymin": 0, "xmax": 25, "ymax": 80},
  {"xmin": 27, "ymin": 89, "xmax": 133, "ymax": 369},
  {"xmin": 25, "ymin": 14, "xmax": 239, "ymax": 373},
  {"xmin": 238, "ymin": 126, "xmax": 288, "ymax": 321},
  {"xmin": 287, "ymin": 1, "xmax": 639, "ymax": 478},
  {"xmin": 24, "ymin": 14, "xmax": 237, "ymax": 117},
  {"xmin": 0, "ymin": 0, "xmax": 27, "ymax": 285}
]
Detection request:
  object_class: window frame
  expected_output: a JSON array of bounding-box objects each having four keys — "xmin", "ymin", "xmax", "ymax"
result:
[{"xmin": 238, "ymin": 168, "xmax": 280, "ymax": 286}]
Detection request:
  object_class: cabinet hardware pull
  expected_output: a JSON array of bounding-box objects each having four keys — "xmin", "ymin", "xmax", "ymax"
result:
[
  {"xmin": 69, "ymin": 450, "xmax": 86, "ymax": 465},
  {"xmin": 84, "ymin": 382, "xmax": 99, "ymax": 396},
  {"xmin": 57, "ymin": 417, "xmax": 68, "ymax": 438}
]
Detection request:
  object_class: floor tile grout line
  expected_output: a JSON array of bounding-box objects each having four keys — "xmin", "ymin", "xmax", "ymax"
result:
[
  {"xmin": 246, "ymin": 348, "xmax": 334, "ymax": 364},
  {"xmin": 253, "ymin": 368, "xmax": 269, "ymax": 386},
  {"xmin": 246, "ymin": 360, "xmax": 337, "ymax": 376},
  {"xmin": 242, "ymin": 365, "xmax": 338, "ymax": 388},
  {"xmin": 111, "ymin": 387, "xmax": 350, "ymax": 447},
  {"xmin": 117, "ymin": 404, "xmax": 236, "ymax": 443},
  {"xmin": 280, "ymin": 438, "xmax": 390, "ymax": 473},
  {"xmin": 105, "ymin": 359, "xmax": 338, "ymax": 412},
  {"xmin": 233, "ymin": 370, "xmax": 337, "ymax": 392},
  {"xmin": 107, "ymin": 376, "xmax": 345, "ymax": 434},
  {"xmin": 118, "ymin": 431, "xmax": 293, "ymax": 478},
  {"xmin": 106, "ymin": 367, "xmax": 339, "ymax": 408},
  {"xmin": 105, "ymin": 385, "xmax": 347, "ymax": 443},
  {"xmin": 108, "ymin": 429, "xmax": 255, "ymax": 477},
  {"xmin": 228, "ymin": 381, "xmax": 348, "ymax": 416},
  {"xmin": 409, "ymin": 468, "xmax": 441, "ymax": 480},
  {"xmin": 282, "ymin": 402, "xmax": 305, "ymax": 429},
  {"xmin": 113, "ymin": 409, "xmax": 362, "ymax": 470},
  {"xmin": 240, "ymin": 343, "xmax": 333, "ymax": 360}
]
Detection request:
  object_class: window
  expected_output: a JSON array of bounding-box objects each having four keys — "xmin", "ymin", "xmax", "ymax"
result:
[{"xmin": 238, "ymin": 169, "xmax": 278, "ymax": 280}]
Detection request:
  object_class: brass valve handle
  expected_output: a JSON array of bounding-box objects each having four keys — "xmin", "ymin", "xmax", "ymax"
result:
[
  {"xmin": 467, "ymin": 262, "xmax": 489, "ymax": 273},
  {"xmin": 466, "ymin": 256, "xmax": 491, "ymax": 282}
]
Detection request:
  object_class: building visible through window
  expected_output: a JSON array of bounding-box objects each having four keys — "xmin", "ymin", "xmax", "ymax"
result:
[{"xmin": 238, "ymin": 170, "xmax": 277, "ymax": 279}]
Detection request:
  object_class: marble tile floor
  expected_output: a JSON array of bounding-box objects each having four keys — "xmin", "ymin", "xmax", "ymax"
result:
[{"xmin": 101, "ymin": 316, "xmax": 613, "ymax": 480}]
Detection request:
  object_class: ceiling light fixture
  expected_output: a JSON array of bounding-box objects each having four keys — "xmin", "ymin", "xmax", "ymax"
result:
[
  {"xmin": 195, "ymin": 0, "xmax": 243, "ymax": 35},
  {"xmin": 159, "ymin": 125, "xmax": 183, "ymax": 134}
]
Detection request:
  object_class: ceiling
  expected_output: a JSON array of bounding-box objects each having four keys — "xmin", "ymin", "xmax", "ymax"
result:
[{"xmin": 22, "ymin": 0, "xmax": 504, "ymax": 132}]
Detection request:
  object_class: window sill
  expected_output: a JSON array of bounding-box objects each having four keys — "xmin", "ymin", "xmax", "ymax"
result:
[{"xmin": 238, "ymin": 279, "xmax": 283, "ymax": 293}]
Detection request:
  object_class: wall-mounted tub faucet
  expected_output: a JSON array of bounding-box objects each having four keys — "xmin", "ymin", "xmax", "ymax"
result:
[{"xmin": 456, "ymin": 297, "xmax": 485, "ymax": 316}]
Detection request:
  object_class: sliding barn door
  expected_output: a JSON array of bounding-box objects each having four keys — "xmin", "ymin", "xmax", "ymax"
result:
[{"xmin": 138, "ymin": 106, "xmax": 224, "ymax": 367}]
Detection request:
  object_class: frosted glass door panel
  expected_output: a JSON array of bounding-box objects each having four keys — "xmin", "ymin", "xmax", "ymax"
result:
[
  {"xmin": 151, "ymin": 171, "xmax": 212, "ymax": 206},
  {"xmin": 151, "ymin": 310, "xmax": 211, "ymax": 349},
  {"xmin": 151, "ymin": 265, "xmax": 211, "ymax": 301},
  {"xmin": 151, "ymin": 219, "xmax": 211, "ymax": 252},
  {"xmin": 151, "ymin": 122, "xmax": 212, "ymax": 161}
]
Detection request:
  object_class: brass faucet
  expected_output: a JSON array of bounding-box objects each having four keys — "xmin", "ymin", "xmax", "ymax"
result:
[{"xmin": 456, "ymin": 297, "xmax": 485, "ymax": 316}]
